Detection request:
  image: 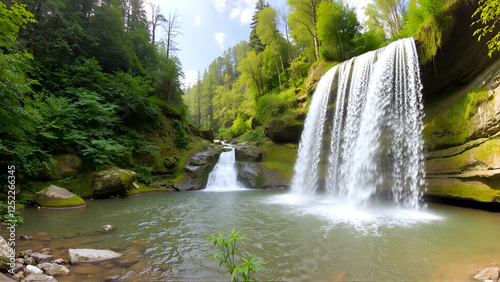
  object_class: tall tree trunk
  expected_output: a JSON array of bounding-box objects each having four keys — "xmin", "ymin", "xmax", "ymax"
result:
[{"xmin": 310, "ymin": 0, "xmax": 319, "ymax": 61}]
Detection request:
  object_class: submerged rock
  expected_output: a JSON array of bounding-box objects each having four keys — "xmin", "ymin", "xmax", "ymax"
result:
[
  {"xmin": 37, "ymin": 262, "xmax": 70, "ymax": 276},
  {"xmin": 93, "ymin": 167, "xmax": 137, "ymax": 198},
  {"xmin": 68, "ymin": 249, "xmax": 124, "ymax": 263},
  {"xmin": 474, "ymin": 267, "xmax": 499, "ymax": 281},
  {"xmin": 30, "ymin": 252, "xmax": 54, "ymax": 264},
  {"xmin": 35, "ymin": 185, "xmax": 86, "ymax": 208}
]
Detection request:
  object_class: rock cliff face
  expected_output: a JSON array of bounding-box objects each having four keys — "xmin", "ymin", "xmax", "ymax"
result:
[{"xmin": 418, "ymin": 0, "xmax": 500, "ymax": 203}]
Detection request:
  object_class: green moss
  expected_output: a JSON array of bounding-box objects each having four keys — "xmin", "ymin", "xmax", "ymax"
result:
[
  {"xmin": 423, "ymin": 88, "xmax": 490, "ymax": 150},
  {"xmin": 264, "ymin": 162, "xmax": 295, "ymax": 182},
  {"xmin": 38, "ymin": 196, "xmax": 86, "ymax": 208},
  {"xmin": 426, "ymin": 184, "xmax": 500, "ymax": 202},
  {"xmin": 126, "ymin": 182, "xmax": 171, "ymax": 196},
  {"xmin": 413, "ymin": 0, "xmax": 463, "ymax": 65},
  {"xmin": 59, "ymin": 172, "xmax": 95, "ymax": 198},
  {"xmin": 261, "ymin": 141, "xmax": 298, "ymax": 182}
]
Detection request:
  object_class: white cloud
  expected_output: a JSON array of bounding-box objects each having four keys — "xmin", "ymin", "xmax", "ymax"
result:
[
  {"xmin": 214, "ymin": 0, "xmax": 226, "ymax": 13},
  {"xmin": 227, "ymin": 0, "xmax": 256, "ymax": 25},
  {"xmin": 214, "ymin": 32, "xmax": 226, "ymax": 49},
  {"xmin": 182, "ymin": 70, "xmax": 199, "ymax": 88},
  {"xmin": 194, "ymin": 14, "xmax": 201, "ymax": 26},
  {"xmin": 230, "ymin": 8, "xmax": 241, "ymax": 20},
  {"xmin": 240, "ymin": 8, "xmax": 253, "ymax": 25}
]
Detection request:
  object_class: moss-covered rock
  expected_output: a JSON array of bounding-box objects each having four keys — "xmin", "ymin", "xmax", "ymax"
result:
[
  {"xmin": 35, "ymin": 185, "xmax": 86, "ymax": 208},
  {"xmin": 36, "ymin": 154, "xmax": 82, "ymax": 181},
  {"xmin": 93, "ymin": 167, "xmax": 137, "ymax": 198},
  {"xmin": 264, "ymin": 113, "xmax": 305, "ymax": 144},
  {"xmin": 235, "ymin": 145, "xmax": 263, "ymax": 162},
  {"xmin": 426, "ymin": 181, "xmax": 500, "ymax": 203},
  {"xmin": 0, "ymin": 236, "xmax": 13, "ymax": 270}
]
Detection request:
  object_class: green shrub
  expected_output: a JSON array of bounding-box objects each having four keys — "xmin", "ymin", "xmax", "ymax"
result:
[
  {"xmin": 135, "ymin": 165, "xmax": 153, "ymax": 184},
  {"xmin": 231, "ymin": 114, "xmax": 251, "ymax": 137},
  {"xmin": 255, "ymin": 90, "xmax": 296, "ymax": 124},
  {"xmin": 0, "ymin": 204, "xmax": 24, "ymax": 226},
  {"xmin": 173, "ymin": 119, "xmax": 189, "ymax": 149},
  {"xmin": 242, "ymin": 126, "xmax": 266, "ymax": 144}
]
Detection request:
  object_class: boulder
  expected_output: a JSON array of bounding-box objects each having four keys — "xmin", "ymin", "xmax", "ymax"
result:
[
  {"xmin": 36, "ymin": 154, "xmax": 82, "ymax": 181},
  {"xmin": 30, "ymin": 252, "xmax": 54, "ymax": 264},
  {"xmin": 24, "ymin": 273, "xmax": 58, "ymax": 282},
  {"xmin": 0, "ymin": 236, "xmax": 14, "ymax": 269},
  {"xmin": 93, "ymin": 167, "xmax": 138, "ymax": 198},
  {"xmin": 473, "ymin": 267, "xmax": 499, "ymax": 281},
  {"xmin": 35, "ymin": 185, "xmax": 86, "ymax": 208},
  {"xmin": 236, "ymin": 162, "xmax": 263, "ymax": 188},
  {"xmin": 235, "ymin": 146, "xmax": 263, "ymax": 162},
  {"xmin": 37, "ymin": 263, "xmax": 70, "ymax": 276},
  {"xmin": 68, "ymin": 249, "xmax": 123, "ymax": 263}
]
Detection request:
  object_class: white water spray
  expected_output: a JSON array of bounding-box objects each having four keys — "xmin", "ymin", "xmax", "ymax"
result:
[{"xmin": 291, "ymin": 38, "xmax": 425, "ymax": 208}]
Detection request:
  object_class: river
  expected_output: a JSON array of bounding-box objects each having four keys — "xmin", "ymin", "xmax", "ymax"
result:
[{"xmin": 11, "ymin": 190, "xmax": 500, "ymax": 281}]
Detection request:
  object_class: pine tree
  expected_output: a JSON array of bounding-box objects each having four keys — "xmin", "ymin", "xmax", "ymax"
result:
[{"xmin": 248, "ymin": 0, "xmax": 269, "ymax": 53}]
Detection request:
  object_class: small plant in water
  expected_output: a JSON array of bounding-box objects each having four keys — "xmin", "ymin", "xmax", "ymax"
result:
[{"xmin": 205, "ymin": 228, "xmax": 266, "ymax": 281}]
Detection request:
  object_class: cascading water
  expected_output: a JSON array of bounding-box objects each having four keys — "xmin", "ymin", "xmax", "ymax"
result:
[
  {"xmin": 204, "ymin": 145, "xmax": 245, "ymax": 191},
  {"xmin": 291, "ymin": 38, "xmax": 425, "ymax": 208}
]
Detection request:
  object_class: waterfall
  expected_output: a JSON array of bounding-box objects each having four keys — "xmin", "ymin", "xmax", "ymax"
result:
[
  {"xmin": 204, "ymin": 146, "xmax": 244, "ymax": 191},
  {"xmin": 291, "ymin": 38, "xmax": 425, "ymax": 208}
]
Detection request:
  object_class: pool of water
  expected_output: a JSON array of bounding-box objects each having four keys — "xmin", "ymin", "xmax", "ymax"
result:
[{"xmin": 11, "ymin": 190, "xmax": 500, "ymax": 281}]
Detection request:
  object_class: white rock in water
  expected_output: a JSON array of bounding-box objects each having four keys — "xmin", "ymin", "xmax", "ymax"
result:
[
  {"xmin": 68, "ymin": 249, "xmax": 123, "ymax": 263},
  {"xmin": 473, "ymin": 267, "xmax": 499, "ymax": 281},
  {"xmin": 101, "ymin": 224, "xmax": 113, "ymax": 232},
  {"xmin": 26, "ymin": 265, "xmax": 44, "ymax": 274}
]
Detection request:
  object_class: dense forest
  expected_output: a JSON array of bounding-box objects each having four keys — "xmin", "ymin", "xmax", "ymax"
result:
[
  {"xmin": 183, "ymin": 0, "xmax": 499, "ymax": 140},
  {"xmin": 0, "ymin": 0, "xmax": 187, "ymax": 181}
]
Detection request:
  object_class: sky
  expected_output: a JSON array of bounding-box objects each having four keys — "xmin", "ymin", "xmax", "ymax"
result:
[{"xmin": 149, "ymin": 0, "xmax": 370, "ymax": 88}]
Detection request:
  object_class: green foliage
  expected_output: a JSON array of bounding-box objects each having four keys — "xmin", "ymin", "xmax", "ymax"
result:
[
  {"xmin": 316, "ymin": 1, "xmax": 359, "ymax": 61},
  {"xmin": 255, "ymin": 89, "xmax": 296, "ymax": 124},
  {"xmin": 135, "ymin": 165, "xmax": 153, "ymax": 184},
  {"xmin": 472, "ymin": 0, "xmax": 500, "ymax": 57},
  {"xmin": 205, "ymin": 228, "xmax": 266, "ymax": 282},
  {"xmin": 242, "ymin": 126, "xmax": 266, "ymax": 144},
  {"xmin": 173, "ymin": 119, "xmax": 189, "ymax": 149},
  {"xmin": 231, "ymin": 114, "xmax": 252, "ymax": 137},
  {"xmin": 0, "ymin": 1, "xmax": 36, "ymax": 49},
  {"xmin": 0, "ymin": 204, "xmax": 24, "ymax": 226}
]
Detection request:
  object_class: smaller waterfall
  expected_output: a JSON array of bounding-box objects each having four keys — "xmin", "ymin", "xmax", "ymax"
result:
[{"xmin": 204, "ymin": 146, "xmax": 245, "ymax": 191}]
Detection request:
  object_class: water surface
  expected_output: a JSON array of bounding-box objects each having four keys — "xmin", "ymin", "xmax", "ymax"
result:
[{"xmin": 14, "ymin": 190, "xmax": 500, "ymax": 281}]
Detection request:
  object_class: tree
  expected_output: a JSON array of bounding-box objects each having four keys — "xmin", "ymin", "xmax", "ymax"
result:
[
  {"xmin": 364, "ymin": 0, "xmax": 409, "ymax": 40},
  {"xmin": 257, "ymin": 6, "xmax": 286, "ymax": 87},
  {"xmin": 238, "ymin": 50, "xmax": 265, "ymax": 99},
  {"xmin": 316, "ymin": 1, "xmax": 359, "ymax": 61},
  {"xmin": 249, "ymin": 0, "xmax": 269, "ymax": 53},
  {"xmin": 472, "ymin": 0, "xmax": 500, "ymax": 57},
  {"xmin": 163, "ymin": 11, "xmax": 182, "ymax": 61},
  {"xmin": 148, "ymin": 2, "xmax": 166, "ymax": 45},
  {"xmin": 287, "ymin": 0, "xmax": 322, "ymax": 61}
]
